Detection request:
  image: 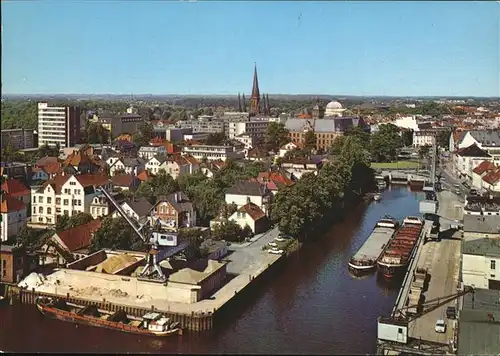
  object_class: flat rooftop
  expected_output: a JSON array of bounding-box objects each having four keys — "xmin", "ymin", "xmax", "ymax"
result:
[{"xmin": 458, "ymin": 289, "xmax": 500, "ymax": 355}]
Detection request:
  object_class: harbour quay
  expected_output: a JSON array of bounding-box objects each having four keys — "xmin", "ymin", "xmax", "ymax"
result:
[
  {"xmin": 376, "ymin": 191, "xmax": 463, "ymax": 355},
  {"xmin": 5, "ymin": 228, "xmax": 286, "ymax": 332}
]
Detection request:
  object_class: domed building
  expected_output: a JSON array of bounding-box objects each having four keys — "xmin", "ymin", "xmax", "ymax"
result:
[{"xmin": 325, "ymin": 100, "xmax": 345, "ymax": 117}]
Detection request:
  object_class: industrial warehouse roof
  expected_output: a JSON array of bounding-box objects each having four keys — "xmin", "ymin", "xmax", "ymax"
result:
[
  {"xmin": 463, "ymin": 214, "xmax": 500, "ymax": 235},
  {"xmin": 462, "ymin": 236, "xmax": 500, "ymax": 257},
  {"xmin": 458, "ymin": 289, "xmax": 500, "ymax": 355}
]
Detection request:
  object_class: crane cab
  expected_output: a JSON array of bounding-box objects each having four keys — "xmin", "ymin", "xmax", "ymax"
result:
[{"xmin": 150, "ymin": 231, "xmax": 178, "ymax": 247}]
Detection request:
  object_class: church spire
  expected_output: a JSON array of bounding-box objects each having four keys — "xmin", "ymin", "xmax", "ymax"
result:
[
  {"xmin": 242, "ymin": 93, "xmax": 247, "ymax": 112},
  {"xmin": 250, "ymin": 63, "xmax": 260, "ymax": 115},
  {"xmin": 266, "ymin": 93, "xmax": 270, "ymax": 115},
  {"xmin": 238, "ymin": 93, "xmax": 242, "ymax": 112}
]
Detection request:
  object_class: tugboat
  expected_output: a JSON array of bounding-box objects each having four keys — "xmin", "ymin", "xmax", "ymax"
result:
[
  {"xmin": 377, "ymin": 216, "xmax": 424, "ymax": 278},
  {"xmin": 36, "ymin": 297, "xmax": 182, "ymax": 337}
]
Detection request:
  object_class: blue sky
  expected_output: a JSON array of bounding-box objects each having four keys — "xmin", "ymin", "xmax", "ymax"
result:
[{"xmin": 2, "ymin": 1, "xmax": 499, "ymax": 96}]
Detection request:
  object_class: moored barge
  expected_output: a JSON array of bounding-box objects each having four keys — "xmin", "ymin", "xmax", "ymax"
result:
[
  {"xmin": 348, "ymin": 217, "xmax": 399, "ymax": 273},
  {"xmin": 377, "ymin": 216, "xmax": 423, "ymax": 279},
  {"xmin": 36, "ymin": 297, "xmax": 182, "ymax": 337}
]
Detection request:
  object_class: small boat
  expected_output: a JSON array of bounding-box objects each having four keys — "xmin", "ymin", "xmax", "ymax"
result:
[
  {"xmin": 374, "ymin": 194, "xmax": 382, "ymax": 201},
  {"xmin": 36, "ymin": 297, "xmax": 182, "ymax": 337},
  {"xmin": 0, "ymin": 296, "xmax": 7, "ymax": 306}
]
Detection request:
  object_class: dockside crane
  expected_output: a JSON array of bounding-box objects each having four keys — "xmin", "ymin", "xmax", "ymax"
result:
[
  {"xmin": 97, "ymin": 187, "xmax": 169, "ymax": 282},
  {"xmin": 377, "ymin": 286, "xmax": 475, "ymax": 355},
  {"xmin": 392, "ymin": 286, "xmax": 474, "ymax": 322}
]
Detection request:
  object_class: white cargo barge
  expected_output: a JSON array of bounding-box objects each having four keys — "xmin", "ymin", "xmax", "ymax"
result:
[{"xmin": 348, "ymin": 217, "xmax": 399, "ymax": 273}]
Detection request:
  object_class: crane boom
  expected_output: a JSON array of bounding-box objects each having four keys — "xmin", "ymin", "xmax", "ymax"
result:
[
  {"xmin": 96, "ymin": 187, "xmax": 149, "ymax": 244},
  {"xmin": 96, "ymin": 186, "xmax": 166, "ymax": 281},
  {"xmin": 394, "ymin": 286, "xmax": 474, "ymax": 322}
]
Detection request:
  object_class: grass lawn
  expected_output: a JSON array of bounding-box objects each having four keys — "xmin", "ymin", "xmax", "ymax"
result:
[{"xmin": 371, "ymin": 160, "xmax": 421, "ymax": 169}]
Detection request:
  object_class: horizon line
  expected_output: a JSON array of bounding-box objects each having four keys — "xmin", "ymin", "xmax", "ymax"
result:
[{"xmin": 2, "ymin": 93, "xmax": 498, "ymax": 99}]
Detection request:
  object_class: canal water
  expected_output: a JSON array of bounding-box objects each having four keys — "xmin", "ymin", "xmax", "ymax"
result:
[{"xmin": 0, "ymin": 187, "xmax": 422, "ymax": 354}]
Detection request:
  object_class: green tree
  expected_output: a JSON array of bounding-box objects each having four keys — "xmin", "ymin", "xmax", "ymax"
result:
[
  {"xmin": 1, "ymin": 140, "xmax": 22, "ymax": 162},
  {"xmin": 370, "ymin": 124, "xmax": 403, "ymax": 162},
  {"xmin": 304, "ymin": 130, "xmax": 317, "ymax": 149},
  {"xmin": 436, "ymin": 130, "xmax": 451, "ymax": 149},
  {"xmin": 211, "ymin": 219, "xmax": 249, "ymax": 243},
  {"xmin": 84, "ymin": 122, "xmax": 110, "ymax": 144},
  {"xmin": 401, "ymin": 130, "xmax": 414, "ymax": 147},
  {"xmin": 344, "ymin": 126, "xmax": 370, "ymax": 143},
  {"xmin": 265, "ymin": 122, "xmax": 290, "ymax": 151},
  {"xmin": 8, "ymin": 227, "xmax": 50, "ymax": 249},
  {"xmin": 133, "ymin": 121, "xmax": 153, "ymax": 147},
  {"xmin": 90, "ymin": 216, "xmax": 146, "ymax": 253},
  {"xmin": 418, "ymin": 145, "xmax": 430, "ymax": 160},
  {"xmin": 271, "ymin": 135, "xmax": 374, "ymax": 240},
  {"xmin": 205, "ymin": 132, "xmax": 226, "ymax": 145},
  {"xmin": 38, "ymin": 143, "xmax": 60, "ymax": 158},
  {"xmin": 135, "ymin": 169, "xmax": 179, "ymax": 202},
  {"xmin": 328, "ymin": 136, "xmax": 346, "ymax": 156}
]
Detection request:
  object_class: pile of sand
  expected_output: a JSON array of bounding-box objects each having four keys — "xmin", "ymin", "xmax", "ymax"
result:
[
  {"xmin": 18, "ymin": 273, "xmax": 47, "ymax": 289},
  {"xmin": 95, "ymin": 255, "xmax": 137, "ymax": 274}
]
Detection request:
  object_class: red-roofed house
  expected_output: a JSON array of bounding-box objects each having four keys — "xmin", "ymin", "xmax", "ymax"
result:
[
  {"xmin": 482, "ymin": 168, "xmax": 500, "ymax": 193},
  {"xmin": 472, "ymin": 160, "xmax": 497, "ymax": 190},
  {"xmin": 453, "ymin": 144, "xmax": 492, "ymax": 180},
  {"xmin": 150, "ymin": 137, "xmax": 181, "ymax": 154},
  {"xmin": 137, "ymin": 169, "xmax": 153, "ymax": 182},
  {"xmin": 1, "ymin": 193, "xmax": 27, "ymax": 242},
  {"xmin": 1, "ymin": 178, "xmax": 31, "ymax": 206},
  {"xmin": 30, "ymin": 173, "xmax": 111, "ymax": 225},
  {"xmin": 39, "ymin": 219, "xmax": 102, "ymax": 266},
  {"xmin": 252, "ymin": 171, "xmax": 294, "ymax": 195},
  {"xmin": 111, "ymin": 174, "xmax": 139, "ymax": 191},
  {"xmin": 227, "ymin": 201, "xmax": 269, "ymax": 234}
]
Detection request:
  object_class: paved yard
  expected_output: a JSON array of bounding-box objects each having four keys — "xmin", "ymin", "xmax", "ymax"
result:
[
  {"xmin": 225, "ymin": 227, "xmax": 281, "ymax": 275},
  {"xmin": 408, "ymin": 191, "xmax": 462, "ymax": 344}
]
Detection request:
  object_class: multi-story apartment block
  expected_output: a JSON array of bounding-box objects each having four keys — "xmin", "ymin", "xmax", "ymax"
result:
[
  {"xmin": 1, "ymin": 129, "xmax": 36, "ymax": 150},
  {"xmin": 30, "ymin": 173, "xmax": 110, "ymax": 225},
  {"xmin": 177, "ymin": 119, "xmax": 225, "ymax": 134},
  {"xmin": 228, "ymin": 121, "xmax": 270, "ymax": 140},
  {"xmin": 38, "ymin": 102, "xmax": 81, "ymax": 148},
  {"xmin": 412, "ymin": 130, "xmax": 437, "ymax": 147},
  {"xmin": 182, "ymin": 144, "xmax": 241, "ymax": 161}
]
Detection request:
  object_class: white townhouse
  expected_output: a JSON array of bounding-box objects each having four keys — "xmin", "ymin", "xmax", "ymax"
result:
[
  {"xmin": 30, "ymin": 173, "xmax": 111, "ymax": 225},
  {"xmin": 138, "ymin": 145, "xmax": 167, "ymax": 160}
]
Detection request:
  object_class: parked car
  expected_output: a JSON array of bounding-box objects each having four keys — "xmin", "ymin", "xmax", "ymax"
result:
[
  {"xmin": 435, "ymin": 319, "xmax": 446, "ymax": 333},
  {"xmin": 268, "ymin": 242, "xmax": 278, "ymax": 248},
  {"xmin": 275, "ymin": 234, "xmax": 288, "ymax": 242},
  {"xmin": 268, "ymin": 248, "xmax": 284, "ymax": 255},
  {"xmin": 446, "ymin": 306, "xmax": 457, "ymax": 319}
]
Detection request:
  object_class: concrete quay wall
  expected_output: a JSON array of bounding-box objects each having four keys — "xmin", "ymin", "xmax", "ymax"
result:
[{"xmin": 3, "ymin": 253, "xmax": 284, "ymax": 332}]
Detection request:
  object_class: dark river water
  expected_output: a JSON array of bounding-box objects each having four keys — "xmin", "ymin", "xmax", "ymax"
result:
[{"xmin": 0, "ymin": 187, "xmax": 422, "ymax": 354}]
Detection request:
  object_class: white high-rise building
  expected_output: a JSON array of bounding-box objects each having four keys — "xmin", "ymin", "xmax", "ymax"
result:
[{"xmin": 38, "ymin": 102, "xmax": 81, "ymax": 148}]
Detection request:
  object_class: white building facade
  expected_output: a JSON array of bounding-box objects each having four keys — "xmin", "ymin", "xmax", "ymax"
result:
[
  {"xmin": 182, "ymin": 145, "xmax": 240, "ymax": 161},
  {"xmin": 38, "ymin": 102, "xmax": 81, "ymax": 148}
]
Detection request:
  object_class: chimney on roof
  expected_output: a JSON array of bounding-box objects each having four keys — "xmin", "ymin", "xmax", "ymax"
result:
[
  {"xmin": 246, "ymin": 197, "xmax": 251, "ymax": 205},
  {"xmin": 174, "ymin": 192, "xmax": 178, "ymax": 203}
]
